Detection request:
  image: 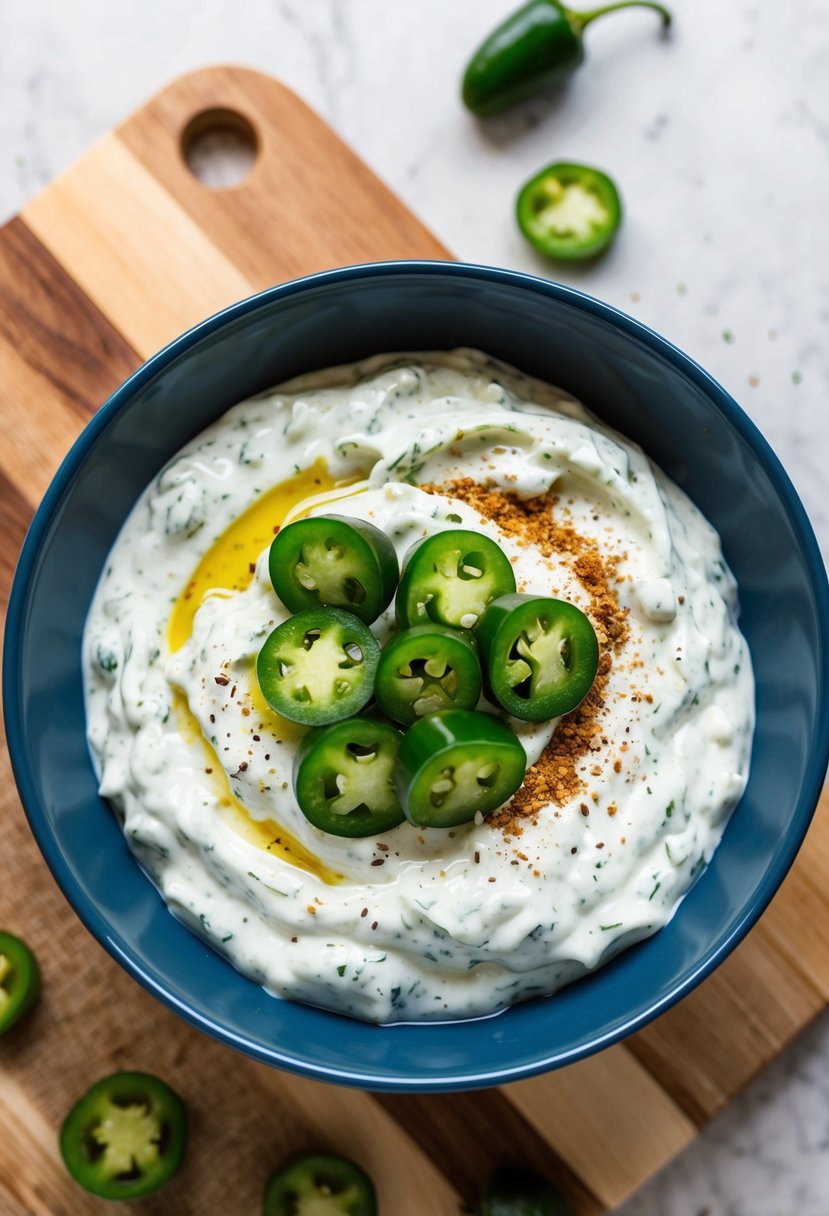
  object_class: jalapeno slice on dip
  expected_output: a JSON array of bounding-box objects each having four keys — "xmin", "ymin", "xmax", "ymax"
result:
[
  {"xmin": 396, "ymin": 708, "xmax": 526, "ymax": 828},
  {"xmin": 293, "ymin": 717, "xmax": 405, "ymax": 837},
  {"xmin": 396, "ymin": 530, "xmax": 516, "ymax": 630},
  {"xmin": 257, "ymin": 607, "xmax": 380, "ymax": 725},
  {"xmin": 263, "ymin": 1152, "xmax": 377, "ymax": 1215},
  {"xmin": 481, "ymin": 1166, "xmax": 572, "ymax": 1215},
  {"xmin": 59, "ymin": 1071, "xmax": 187, "ymax": 1200},
  {"xmin": 477, "ymin": 593, "xmax": 599, "ymax": 721},
  {"xmin": 516, "ymin": 162, "xmax": 622, "ymax": 261},
  {"xmin": 269, "ymin": 514, "xmax": 398, "ymax": 625},
  {"xmin": 375, "ymin": 623, "xmax": 482, "ymax": 727},
  {"xmin": 0, "ymin": 931, "xmax": 40, "ymax": 1034}
]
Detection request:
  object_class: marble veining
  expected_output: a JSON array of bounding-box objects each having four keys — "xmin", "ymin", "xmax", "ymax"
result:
[{"xmin": 2, "ymin": 1, "xmax": 828, "ymax": 1211}]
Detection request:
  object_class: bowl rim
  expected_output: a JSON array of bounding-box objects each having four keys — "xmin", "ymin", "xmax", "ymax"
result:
[{"xmin": 5, "ymin": 258, "xmax": 829, "ymax": 1091}]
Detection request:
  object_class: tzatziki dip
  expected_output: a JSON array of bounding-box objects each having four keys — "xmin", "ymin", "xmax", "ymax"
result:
[{"xmin": 83, "ymin": 350, "xmax": 754, "ymax": 1022}]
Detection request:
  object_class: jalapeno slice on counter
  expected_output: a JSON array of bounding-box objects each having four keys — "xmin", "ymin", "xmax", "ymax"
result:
[
  {"xmin": 396, "ymin": 530, "xmax": 516, "ymax": 631},
  {"xmin": 0, "ymin": 931, "xmax": 40, "ymax": 1034},
  {"xmin": 263, "ymin": 1152, "xmax": 377, "ymax": 1216},
  {"xmin": 477, "ymin": 593, "xmax": 599, "ymax": 721},
  {"xmin": 517, "ymin": 162, "xmax": 622, "ymax": 261},
  {"xmin": 269, "ymin": 514, "xmax": 398, "ymax": 625},
  {"xmin": 257, "ymin": 607, "xmax": 380, "ymax": 725},
  {"xmin": 59, "ymin": 1071, "xmax": 187, "ymax": 1200},
  {"xmin": 375, "ymin": 623, "xmax": 482, "ymax": 727},
  {"xmin": 293, "ymin": 717, "xmax": 405, "ymax": 837},
  {"xmin": 396, "ymin": 708, "xmax": 526, "ymax": 828},
  {"xmin": 481, "ymin": 1166, "xmax": 572, "ymax": 1216}
]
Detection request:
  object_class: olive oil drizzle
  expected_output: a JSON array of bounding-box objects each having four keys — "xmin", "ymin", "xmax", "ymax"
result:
[{"xmin": 167, "ymin": 461, "xmax": 360, "ymax": 882}]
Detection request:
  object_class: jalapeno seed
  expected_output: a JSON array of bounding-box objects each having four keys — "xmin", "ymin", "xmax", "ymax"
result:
[
  {"xmin": 396, "ymin": 709, "xmax": 526, "ymax": 829},
  {"xmin": 59, "ymin": 1071, "xmax": 187, "ymax": 1201},
  {"xmin": 396, "ymin": 530, "xmax": 516, "ymax": 631},
  {"xmin": 263, "ymin": 1151, "xmax": 377, "ymax": 1215},
  {"xmin": 0, "ymin": 931, "xmax": 40, "ymax": 1035},
  {"xmin": 476, "ymin": 593, "xmax": 599, "ymax": 721},
  {"xmin": 375, "ymin": 623, "xmax": 482, "ymax": 726},
  {"xmin": 257, "ymin": 607, "xmax": 380, "ymax": 725},
  {"xmin": 293, "ymin": 718, "xmax": 405, "ymax": 837},
  {"xmin": 517, "ymin": 162, "xmax": 622, "ymax": 262},
  {"xmin": 269, "ymin": 514, "xmax": 398, "ymax": 624}
]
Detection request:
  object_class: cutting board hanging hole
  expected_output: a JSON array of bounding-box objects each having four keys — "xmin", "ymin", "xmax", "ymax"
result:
[{"xmin": 182, "ymin": 107, "xmax": 258, "ymax": 189}]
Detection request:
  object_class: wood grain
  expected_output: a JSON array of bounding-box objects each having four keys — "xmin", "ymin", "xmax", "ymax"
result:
[
  {"xmin": 628, "ymin": 927, "xmax": 824, "ymax": 1124},
  {"xmin": 23, "ymin": 135, "xmax": 252, "ymax": 360},
  {"xmin": 375, "ymin": 1088, "xmax": 604, "ymax": 1216},
  {"xmin": 508, "ymin": 1048, "xmax": 697, "ymax": 1210},
  {"xmin": 1, "ymin": 64, "xmax": 827, "ymax": 1214},
  {"xmin": 0, "ymin": 217, "xmax": 138, "ymax": 502},
  {"xmin": 0, "ymin": 469, "xmax": 32, "ymax": 609},
  {"xmin": 24, "ymin": 67, "xmax": 449, "ymax": 363},
  {"xmin": 117, "ymin": 67, "xmax": 449, "ymax": 290}
]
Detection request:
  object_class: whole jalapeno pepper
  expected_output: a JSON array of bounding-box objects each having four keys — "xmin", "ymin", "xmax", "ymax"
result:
[
  {"xmin": 476, "ymin": 593, "xmax": 599, "ymax": 721},
  {"xmin": 59, "ymin": 1071, "xmax": 187, "ymax": 1200},
  {"xmin": 375, "ymin": 623, "xmax": 482, "ymax": 727},
  {"xmin": 263, "ymin": 1152, "xmax": 377, "ymax": 1215},
  {"xmin": 0, "ymin": 930, "xmax": 40, "ymax": 1034},
  {"xmin": 396, "ymin": 530, "xmax": 516, "ymax": 631},
  {"xmin": 269, "ymin": 514, "xmax": 399, "ymax": 625},
  {"xmin": 257, "ymin": 607, "xmax": 380, "ymax": 726},
  {"xmin": 481, "ymin": 1165, "xmax": 573, "ymax": 1215},
  {"xmin": 395, "ymin": 708, "xmax": 526, "ymax": 829},
  {"xmin": 293, "ymin": 717, "xmax": 405, "ymax": 838},
  {"xmin": 462, "ymin": 0, "xmax": 672, "ymax": 118},
  {"xmin": 517, "ymin": 161, "xmax": 622, "ymax": 261}
]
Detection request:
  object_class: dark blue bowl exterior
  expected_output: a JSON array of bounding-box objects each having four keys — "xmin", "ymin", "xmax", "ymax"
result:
[{"xmin": 5, "ymin": 262, "xmax": 829, "ymax": 1091}]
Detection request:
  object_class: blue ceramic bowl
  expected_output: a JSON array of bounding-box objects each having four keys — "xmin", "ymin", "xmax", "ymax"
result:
[{"xmin": 6, "ymin": 262, "xmax": 829, "ymax": 1091}]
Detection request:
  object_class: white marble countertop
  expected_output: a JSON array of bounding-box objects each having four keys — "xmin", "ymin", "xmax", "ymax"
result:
[{"xmin": 3, "ymin": 0, "xmax": 829, "ymax": 1210}]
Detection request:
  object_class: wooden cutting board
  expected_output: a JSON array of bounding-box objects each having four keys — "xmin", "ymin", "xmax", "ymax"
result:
[{"xmin": 1, "ymin": 66, "xmax": 828, "ymax": 1215}]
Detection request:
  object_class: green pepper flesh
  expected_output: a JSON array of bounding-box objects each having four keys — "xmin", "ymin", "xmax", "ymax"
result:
[
  {"xmin": 293, "ymin": 717, "xmax": 405, "ymax": 837},
  {"xmin": 482, "ymin": 1165, "xmax": 573, "ymax": 1215},
  {"xmin": 257, "ymin": 607, "xmax": 380, "ymax": 725},
  {"xmin": 476, "ymin": 593, "xmax": 599, "ymax": 721},
  {"xmin": 517, "ymin": 162, "xmax": 622, "ymax": 261},
  {"xmin": 462, "ymin": 0, "xmax": 672, "ymax": 118},
  {"xmin": 0, "ymin": 931, "xmax": 40, "ymax": 1034},
  {"xmin": 396, "ymin": 530, "xmax": 516, "ymax": 631},
  {"xmin": 375, "ymin": 623, "xmax": 482, "ymax": 726},
  {"xmin": 396, "ymin": 709, "xmax": 526, "ymax": 828},
  {"xmin": 59, "ymin": 1071, "xmax": 187, "ymax": 1201},
  {"xmin": 270, "ymin": 514, "xmax": 399, "ymax": 625},
  {"xmin": 263, "ymin": 1152, "xmax": 377, "ymax": 1216}
]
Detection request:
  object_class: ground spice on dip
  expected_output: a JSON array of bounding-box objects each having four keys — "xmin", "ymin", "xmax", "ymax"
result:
[{"xmin": 422, "ymin": 478, "xmax": 630, "ymax": 832}]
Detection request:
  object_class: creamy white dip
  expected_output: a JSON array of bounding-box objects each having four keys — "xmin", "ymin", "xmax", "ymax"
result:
[{"xmin": 83, "ymin": 351, "xmax": 754, "ymax": 1022}]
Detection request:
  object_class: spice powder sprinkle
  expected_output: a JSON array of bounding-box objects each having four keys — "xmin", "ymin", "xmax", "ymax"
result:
[{"xmin": 423, "ymin": 478, "xmax": 630, "ymax": 833}]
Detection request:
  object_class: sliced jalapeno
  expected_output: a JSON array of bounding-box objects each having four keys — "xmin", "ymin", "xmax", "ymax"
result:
[
  {"xmin": 396, "ymin": 708, "xmax": 526, "ymax": 828},
  {"xmin": 59, "ymin": 1071, "xmax": 187, "ymax": 1201},
  {"xmin": 269, "ymin": 514, "xmax": 398, "ymax": 625},
  {"xmin": 481, "ymin": 1166, "xmax": 572, "ymax": 1216},
  {"xmin": 396, "ymin": 530, "xmax": 516, "ymax": 631},
  {"xmin": 375, "ymin": 623, "xmax": 482, "ymax": 727},
  {"xmin": 476, "ymin": 593, "xmax": 599, "ymax": 721},
  {"xmin": 0, "ymin": 931, "xmax": 40, "ymax": 1034},
  {"xmin": 263, "ymin": 1152, "xmax": 377, "ymax": 1216},
  {"xmin": 257, "ymin": 607, "xmax": 380, "ymax": 725},
  {"xmin": 293, "ymin": 717, "xmax": 405, "ymax": 837},
  {"xmin": 517, "ymin": 162, "xmax": 622, "ymax": 262}
]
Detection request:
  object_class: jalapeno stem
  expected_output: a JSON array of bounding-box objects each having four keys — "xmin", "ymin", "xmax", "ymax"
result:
[{"xmin": 565, "ymin": 1, "xmax": 672, "ymax": 33}]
